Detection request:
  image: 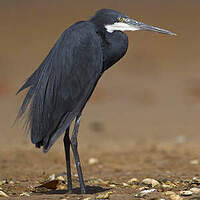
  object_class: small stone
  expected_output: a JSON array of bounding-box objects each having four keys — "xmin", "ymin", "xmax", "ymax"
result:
[
  {"xmin": 9, "ymin": 180, "xmax": 14, "ymax": 184},
  {"xmin": 140, "ymin": 188, "xmax": 156, "ymax": 194},
  {"xmin": 131, "ymin": 185, "xmax": 138, "ymax": 189},
  {"xmin": 20, "ymin": 192, "xmax": 30, "ymax": 197},
  {"xmin": 179, "ymin": 190, "xmax": 193, "ymax": 196},
  {"xmin": 162, "ymin": 184, "xmax": 172, "ymax": 189},
  {"xmin": 142, "ymin": 178, "xmax": 160, "ymax": 187},
  {"xmin": 88, "ymin": 158, "xmax": 99, "ymax": 165},
  {"xmin": 48, "ymin": 174, "xmax": 56, "ymax": 181},
  {"xmin": 122, "ymin": 182, "xmax": 129, "ymax": 187},
  {"xmin": 84, "ymin": 197, "xmax": 96, "ymax": 200},
  {"xmin": 95, "ymin": 179, "xmax": 110, "ymax": 186},
  {"xmin": 56, "ymin": 184, "xmax": 66, "ymax": 190},
  {"xmin": 0, "ymin": 180, "xmax": 6, "ymax": 186},
  {"xmin": 135, "ymin": 189, "xmax": 156, "ymax": 197},
  {"xmin": 192, "ymin": 177, "xmax": 200, "ymax": 184},
  {"xmin": 139, "ymin": 186, "xmax": 149, "ymax": 191},
  {"xmin": 83, "ymin": 197, "xmax": 95, "ymax": 200},
  {"xmin": 169, "ymin": 194, "xmax": 183, "ymax": 200},
  {"xmin": 56, "ymin": 176, "xmax": 65, "ymax": 181},
  {"xmin": 190, "ymin": 187, "xmax": 200, "ymax": 194},
  {"xmin": 83, "ymin": 198, "xmax": 91, "ymax": 200},
  {"xmin": 165, "ymin": 191, "xmax": 176, "ymax": 196},
  {"xmin": 190, "ymin": 159, "xmax": 199, "ymax": 165},
  {"xmin": 109, "ymin": 184, "xmax": 116, "ymax": 187},
  {"xmin": 96, "ymin": 191, "xmax": 112, "ymax": 199},
  {"xmin": 165, "ymin": 180, "xmax": 173, "ymax": 185},
  {"xmin": 163, "ymin": 181, "xmax": 176, "ymax": 189},
  {"xmin": 0, "ymin": 191, "xmax": 9, "ymax": 197},
  {"xmin": 127, "ymin": 178, "xmax": 139, "ymax": 185}
]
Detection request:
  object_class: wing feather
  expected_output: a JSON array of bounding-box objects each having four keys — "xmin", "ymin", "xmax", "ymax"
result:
[{"xmin": 17, "ymin": 21, "xmax": 103, "ymax": 152}]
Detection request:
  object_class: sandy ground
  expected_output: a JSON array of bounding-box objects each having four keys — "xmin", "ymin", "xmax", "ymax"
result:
[{"xmin": 1, "ymin": 0, "xmax": 200, "ymax": 199}]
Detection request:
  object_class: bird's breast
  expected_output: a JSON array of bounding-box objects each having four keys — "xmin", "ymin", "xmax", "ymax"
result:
[{"xmin": 102, "ymin": 31, "xmax": 128, "ymax": 72}]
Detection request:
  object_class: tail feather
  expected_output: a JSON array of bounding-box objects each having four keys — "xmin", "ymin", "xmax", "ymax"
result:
[
  {"xmin": 16, "ymin": 55, "xmax": 52, "ymax": 145},
  {"xmin": 17, "ymin": 86, "xmax": 35, "ymax": 119}
]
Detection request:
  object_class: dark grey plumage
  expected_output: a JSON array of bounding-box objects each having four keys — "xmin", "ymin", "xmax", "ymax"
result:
[
  {"xmin": 17, "ymin": 9, "xmax": 175, "ymax": 193},
  {"xmin": 17, "ymin": 22, "xmax": 104, "ymax": 152}
]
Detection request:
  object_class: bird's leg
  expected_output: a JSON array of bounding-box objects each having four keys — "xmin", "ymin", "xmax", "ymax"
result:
[
  {"xmin": 71, "ymin": 113, "xmax": 86, "ymax": 194},
  {"xmin": 63, "ymin": 127, "xmax": 73, "ymax": 193}
]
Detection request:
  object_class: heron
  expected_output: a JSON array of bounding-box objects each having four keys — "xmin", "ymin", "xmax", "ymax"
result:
[{"xmin": 17, "ymin": 9, "xmax": 175, "ymax": 194}]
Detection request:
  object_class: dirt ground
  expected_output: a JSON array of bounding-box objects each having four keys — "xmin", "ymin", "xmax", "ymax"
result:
[{"xmin": 1, "ymin": 0, "xmax": 200, "ymax": 199}]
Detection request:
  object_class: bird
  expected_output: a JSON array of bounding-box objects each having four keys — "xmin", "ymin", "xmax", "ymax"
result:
[{"xmin": 17, "ymin": 9, "xmax": 175, "ymax": 194}]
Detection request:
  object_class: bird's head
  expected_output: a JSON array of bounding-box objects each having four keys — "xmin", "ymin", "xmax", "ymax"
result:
[{"xmin": 90, "ymin": 9, "xmax": 175, "ymax": 36}]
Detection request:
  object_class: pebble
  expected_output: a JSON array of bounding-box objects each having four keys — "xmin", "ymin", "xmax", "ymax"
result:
[
  {"xmin": 56, "ymin": 184, "xmax": 66, "ymax": 190},
  {"xmin": 9, "ymin": 180, "xmax": 14, "ymax": 184},
  {"xmin": 139, "ymin": 186, "xmax": 149, "ymax": 191},
  {"xmin": 162, "ymin": 184, "xmax": 172, "ymax": 189},
  {"xmin": 135, "ymin": 189, "xmax": 156, "ymax": 197},
  {"xmin": 83, "ymin": 197, "xmax": 95, "ymax": 200},
  {"xmin": 83, "ymin": 198, "xmax": 92, "ymax": 200},
  {"xmin": 169, "ymin": 194, "xmax": 183, "ymax": 200},
  {"xmin": 190, "ymin": 159, "xmax": 199, "ymax": 165},
  {"xmin": 122, "ymin": 182, "xmax": 129, "ymax": 187},
  {"xmin": 88, "ymin": 158, "xmax": 99, "ymax": 165},
  {"xmin": 96, "ymin": 191, "xmax": 112, "ymax": 199},
  {"xmin": 190, "ymin": 187, "xmax": 200, "ymax": 194},
  {"xmin": 0, "ymin": 191, "xmax": 9, "ymax": 197},
  {"xmin": 140, "ymin": 188, "xmax": 156, "ymax": 194},
  {"xmin": 48, "ymin": 174, "xmax": 56, "ymax": 181},
  {"xmin": 142, "ymin": 178, "xmax": 160, "ymax": 187},
  {"xmin": 179, "ymin": 190, "xmax": 193, "ymax": 196},
  {"xmin": 165, "ymin": 191, "xmax": 176, "ymax": 196},
  {"xmin": 94, "ymin": 179, "xmax": 110, "ymax": 186},
  {"xmin": 127, "ymin": 178, "xmax": 139, "ymax": 185},
  {"xmin": 56, "ymin": 176, "xmax": 65, "ymax": 181},
  {"xmin": 0, "ymin": 180, "xmax": 6, "ymax": 186},
  {"xmin": 20, "ymin": 192, "xmax": 30, "ymax": 197},
  {"xmin": 131, "ymin": 185, "xmax": 138, "ymax": 189},
  {"xmin": 109, "ymin": 184, "xmax": 116, "ymax": 187},
  {"xmin": 192, "ymin": 177, "xmax": 200, "ymax": 184}
]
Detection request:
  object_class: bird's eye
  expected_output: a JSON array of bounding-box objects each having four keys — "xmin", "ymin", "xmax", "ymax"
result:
[
  {"xmin": 118, "ymin": 17, "xmax": 124, "ymax": 22},
  {"xmin": 118, "ymin": 17, "xmax": 130, "ymax": 23}
]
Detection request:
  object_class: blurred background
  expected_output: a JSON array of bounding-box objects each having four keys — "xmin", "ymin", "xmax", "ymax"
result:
[{"xmin": 0, "ymin": 0, "xmax": 200, "ymax": 181}]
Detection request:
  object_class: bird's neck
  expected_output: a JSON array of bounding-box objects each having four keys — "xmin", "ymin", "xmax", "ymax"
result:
[
  {"xmin": 90, "ymin": 21, "xmax": 128, "ymax": 72},
  {"xmin": 101, "ymin": 31, "xmax": 129, "ymax": 72}
]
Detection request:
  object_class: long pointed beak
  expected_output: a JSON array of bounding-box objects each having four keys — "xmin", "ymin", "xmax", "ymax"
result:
[{"xmin": 128, "ymin": 19, "xmax": 176, "ymax": 36}]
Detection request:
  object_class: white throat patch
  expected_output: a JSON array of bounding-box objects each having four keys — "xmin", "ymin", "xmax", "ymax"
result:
[{"xmin": 105, "ymin": 22, "xmax": 139, "ymax": 33}]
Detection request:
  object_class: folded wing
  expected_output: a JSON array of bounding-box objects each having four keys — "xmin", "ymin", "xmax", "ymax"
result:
[{"xmin": 17, "ymin": 21, "xmax": 103, "ymax": 152}]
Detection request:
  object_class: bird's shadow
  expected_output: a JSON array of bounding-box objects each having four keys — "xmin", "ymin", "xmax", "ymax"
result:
[{"xmin": 37, "ymin": 185, "xmax": 109, "ymax": 195}]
